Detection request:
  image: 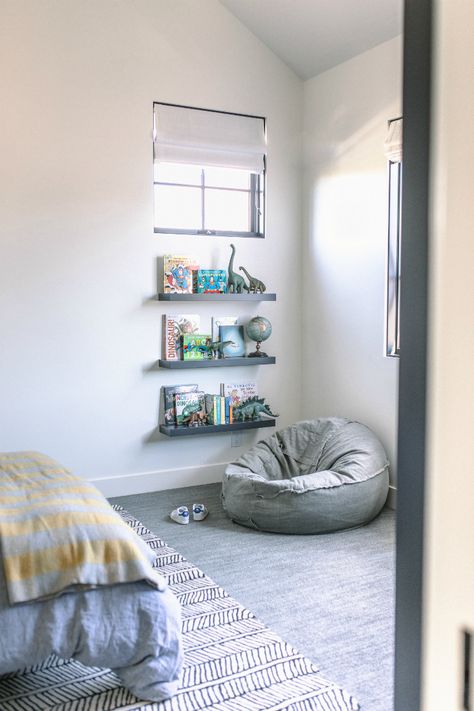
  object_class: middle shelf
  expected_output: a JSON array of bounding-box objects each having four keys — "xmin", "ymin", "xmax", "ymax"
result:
[{"xmin": 158, "ymin": 356, "xmax": 276, "ymax": 369}]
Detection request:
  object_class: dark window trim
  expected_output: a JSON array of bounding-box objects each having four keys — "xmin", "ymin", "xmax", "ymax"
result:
[
  {"xmin": 153, "ymin": 102, "xmax": 266, "ymax": 238},
  {"xmin": 153, "ymin": 228, "xmax": 263, "ymax": 239},
  {"xmin": 385, "ymin": 158, "xmax": 402, "ymax": 358},
  {"xmin": 394, "ymin": 1, "xmax": 432, "ymax": 710},
  {"xmin": 153, "ymin": 100, "xmax": 266, "ymax": 124}
]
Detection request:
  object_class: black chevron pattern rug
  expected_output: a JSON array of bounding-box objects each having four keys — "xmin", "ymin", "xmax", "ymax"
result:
[{"xmin": 0, "ymin": 507, "xmax": 359, "ymax": 711}]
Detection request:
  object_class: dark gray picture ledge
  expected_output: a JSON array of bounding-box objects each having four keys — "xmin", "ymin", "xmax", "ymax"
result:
[
  {"xmin": 157, "ymin": 293, "xmax": 276, "ymax": 301},
  {"xmin": 159, "ymin": 419, "xmax": 276, "ymax": 437},
  {"xmin": 158, "ymin": 356, "xmax": 276, "ymax": 369}
]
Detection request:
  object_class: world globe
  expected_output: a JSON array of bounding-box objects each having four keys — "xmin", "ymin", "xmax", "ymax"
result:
[{"xmin": 246, "ymin": 316, "xmax": 272, "ymax": 357}]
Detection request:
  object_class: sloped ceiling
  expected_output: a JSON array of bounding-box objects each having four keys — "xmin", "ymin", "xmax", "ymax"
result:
[{"xmin": 219, "ymin": 0, "xmax": 402, "ymax": 80}]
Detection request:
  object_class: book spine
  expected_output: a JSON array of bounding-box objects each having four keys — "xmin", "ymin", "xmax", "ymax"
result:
[
  {"xmin": 225, "ymin": 396, "xmax": 230, "ymax": 424},
  {"xmin": 215, "ymin": 396, "xmax": 221, "ymax": 425},
  {"xmin": 229, "ymin": 403, "xmax": 233, "ymax": 424},
  {"xmin": 220, "ymin": 396, "xmax": 226, "ymax": 425},
  {"xmin": 163, "ymin": 316, "xmax": 177, "ymax": 360}
]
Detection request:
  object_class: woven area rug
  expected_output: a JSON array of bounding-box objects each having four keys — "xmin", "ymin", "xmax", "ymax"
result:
[{"xmin": 0, "ymin": 507, "xmax": 359, "ymax": 711}]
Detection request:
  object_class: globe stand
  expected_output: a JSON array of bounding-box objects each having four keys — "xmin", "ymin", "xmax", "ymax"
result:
[{"xmin": 248, "ymin": 341, "xmax": 268, "ymax": 358}]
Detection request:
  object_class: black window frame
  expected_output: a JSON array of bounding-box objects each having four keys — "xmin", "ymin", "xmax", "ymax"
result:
[
  {"xmin": 385, "ymin": 116, "xmax": 403, "ymax": 358},
  {"xmin": 153, "ymin": 102, "xmax": 266, "ymax": 239},
  {"xmin": 386, "ymin": 159, "xmax": 402, "ymax": 357}
]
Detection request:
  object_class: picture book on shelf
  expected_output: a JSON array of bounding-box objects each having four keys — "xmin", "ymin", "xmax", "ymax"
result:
[
  {"xmin": 162, "ymin": 314, "xmax": 200, "ymax": 360},
  {"xmin": 182, "ymin": 333, "xmax": 211, "ymax": 360},
  {"xmin": 211, "ymin": 315, "xmax": 237, "ymax": 342},
  {"xmin": 161, "ymin": 384, "xmax": 198, "ymax": 425},
  {"xmin": 163, "ymin": 255, "xmax": 199, "ymax": 294},
  {"xmin": 223, "ymin": 381, "xmax": 258, "ymax": 406},
  {"xmin": 175, "ymin": 390, "xmax": 205, "ymax": 425},
  {"xmin": 193, "ymin": 269, "xmax": 227, "ymax": 294},
  {"xmin": 219, "ymin": 324, "xmax": 245, "ymax": 357}
]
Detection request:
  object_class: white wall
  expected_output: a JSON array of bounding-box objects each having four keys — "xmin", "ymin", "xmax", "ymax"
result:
[
  {"xmin": 301, "ymin": 37, "xmax": 402, "ymax": 489},
  {"xmin": 0, "ymin": 0, "xmax": 302, "ymax": 495},
  {"xmin": 423, "ymin": 1, "xmax": 474, "ymax": 707}
]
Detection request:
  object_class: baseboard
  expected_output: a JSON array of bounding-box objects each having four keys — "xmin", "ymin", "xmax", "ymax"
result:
[
  {"xmin": 386, "ymin": 484, "xmax": 397, "ymax": 510},
  {"xmin": 89, "ymin": 462, "xmax": 226, "ymax": 498}
]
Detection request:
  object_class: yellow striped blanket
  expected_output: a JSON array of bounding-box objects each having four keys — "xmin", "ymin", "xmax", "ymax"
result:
[{"xmin": 0, "ymin": 451, "xmax": 166, "ymax": 604}]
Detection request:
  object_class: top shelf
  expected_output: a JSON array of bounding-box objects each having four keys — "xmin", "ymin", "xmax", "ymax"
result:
[{"xmin": 157, "ymin": 293, "xmax": 276, "ymax": 302}]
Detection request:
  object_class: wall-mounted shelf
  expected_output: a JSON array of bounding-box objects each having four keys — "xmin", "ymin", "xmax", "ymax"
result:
[
  {"xmin": 157, "ymin": 293, "xmax": 276, "ymax": 302},
  {"xmin": 158, "ymin": 356, "xmax": 276, "ymax": 369},
  {"xmin": 159, "ymin": 419, "xmax": 276, "ymax": 437}
]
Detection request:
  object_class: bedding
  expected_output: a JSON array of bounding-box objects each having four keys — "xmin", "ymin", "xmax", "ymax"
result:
[{"xmin": 0, "ymin": 451, "xmax": 183, "ymax": 702}]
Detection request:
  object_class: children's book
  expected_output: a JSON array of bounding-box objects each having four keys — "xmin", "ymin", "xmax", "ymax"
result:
[
  {"xmin": 162, "ymin": 384, "xmax": 198, "ymax": 425},
  {"xmin": 175, "ymin": 390, "xmax": 205, "ymax": 425},
  {"xmin": 182, "ymin": 333, "xmax": 211, "ymax": 360},
  {"xmin": 205, "ymin": 394, "xmax": 218, "ymax": 425},
  {"xmin": 219, "ymin": 324, "xmax": 245, "ymax": 357},
  {"xmin": 223, "ymin": 381, "xmax": 258, "ymax": 406},
  {"xmin": 211, "ymin": 315, "xmax": 237, "ymax": 342},
  {"xmin": 193, "ymin": 269, "xmax": 227, "ymax": 293},
  {"xmin": 163, "ymin": 256, "xmax": 199, "ymax": 294},
  {"xmin": 161, "ymin": 314, "xmax": 200, "ymax": 360}
]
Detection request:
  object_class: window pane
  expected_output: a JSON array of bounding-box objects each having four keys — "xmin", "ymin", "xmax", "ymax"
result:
[
  {"xmin": 154, "ymin": 162, "xmax": 202, "ymax": 185},
  {"xmin": 204, "ymin": 166, "xmax": 251, "ymax": 190},
  {"xmin": 205, "ymin": 189, "xmax": 249, "ymax": 232},
  {"xmin": 154, "ymin": 185, "xmax": 202, "ymax": 230}
]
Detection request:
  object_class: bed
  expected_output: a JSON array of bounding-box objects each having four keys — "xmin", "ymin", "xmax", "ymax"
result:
[{"xmin": 0, "ymin": 451, "xmax": 183, "ymax": 702}]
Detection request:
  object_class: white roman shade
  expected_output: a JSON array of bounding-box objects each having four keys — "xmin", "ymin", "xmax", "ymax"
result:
[
  {"xmin": 384, "ymin": 118, "xmax": 403, "ymax": 163},
  {"xmin": 153, "ymin": 103, "xmax": 266, "ymax": 173}
]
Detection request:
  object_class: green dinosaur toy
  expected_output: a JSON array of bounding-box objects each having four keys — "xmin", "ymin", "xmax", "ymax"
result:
[
  {"xmin": 227, "ymin": 244, "xmax": 249, "ymax": 294},
  {"xmin": 233, "ymin": 397, "xmax": 279, "ymax": 421},
  {"xmin": 205, "ymin": 339, "xmax": 236, "ymax": 358},
  {"xmin": 239, "ymin": 266, "xmax": 266, "ymax": 293}
]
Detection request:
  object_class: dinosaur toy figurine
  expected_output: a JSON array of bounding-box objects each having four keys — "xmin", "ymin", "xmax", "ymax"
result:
[
  {"xmin": 239, "ymin": 266, "xmax": 266, "ymax": 293},
  {"xmin": 204, "ymin": 339, "xmax": 236, "ymax": 359},
  {"xmin": 186, "ymin": 408, "xmax": 208, "ymax": 426},
  {"xmin": 233, "ymin": 397, "xmax": 279, "ymax": 421},
  {"xmin": 181, "ymin": 402, "xmax": 207, "ymax": 426},
  {"xmin": 227, "ymin": 244, "xmax": 249, "ymax": 294}
]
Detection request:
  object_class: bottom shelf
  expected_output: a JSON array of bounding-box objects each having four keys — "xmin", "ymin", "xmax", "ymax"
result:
[{"xmin": 159, "ymin": 419, "xmax": 276, "ymax": 437}]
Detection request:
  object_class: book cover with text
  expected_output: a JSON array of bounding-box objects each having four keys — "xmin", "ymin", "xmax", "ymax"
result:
[
  {"xmin": 161, "ymin": 383, "xmax": 198, "ymax": 425},
  {"xmin": 163, "ymin": 256, "xmax": 199, "ymax": 294},
  {"xmin": 161, "ymin": 314, "xmax": 200, "ymax": 360},
  {"xmin": 182, "ymin": 333, "xmax": 211, "ymax": 360},
  {"xmin": 175, "ymin": 390, "xmax": 205, "ymax": 425},
  {"xmin": 223, "ymin": 381, "xmax": 258, "ymax": 406}
]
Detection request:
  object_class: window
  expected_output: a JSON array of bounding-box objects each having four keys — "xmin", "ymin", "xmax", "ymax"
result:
[
  {"xmin": 153, "ymin": 103, "xmax": 266, "ymax": 237},
  {"xmin": 384, "ymin": 117, "xmax": 403, "ymax": 357}
]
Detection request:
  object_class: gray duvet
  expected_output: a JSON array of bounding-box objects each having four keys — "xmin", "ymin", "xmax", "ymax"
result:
[{"xmin": 0, "ymin": 556, "xmax": 183, "ymax": 702}]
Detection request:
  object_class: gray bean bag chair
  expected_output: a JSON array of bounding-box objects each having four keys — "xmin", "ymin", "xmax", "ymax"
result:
[{"xmin": 222, "ymin": 417, "xmax": 390, "ymax": 534}]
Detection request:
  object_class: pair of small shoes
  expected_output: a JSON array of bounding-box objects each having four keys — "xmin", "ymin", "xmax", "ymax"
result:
[{"xmin": 170, "ymin": 503, "xmax": 208, "ymax": 525}]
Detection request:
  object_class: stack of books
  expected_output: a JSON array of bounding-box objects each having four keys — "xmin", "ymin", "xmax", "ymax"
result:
[{"xmin": 161, "ymin": 381, "xmax": 257, "ymax": 427}]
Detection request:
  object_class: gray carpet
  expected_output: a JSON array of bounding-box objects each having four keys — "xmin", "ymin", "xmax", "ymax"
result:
[{"xmin": 110, "ymin": 483, "xmax": 395, "ymax": 711}]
